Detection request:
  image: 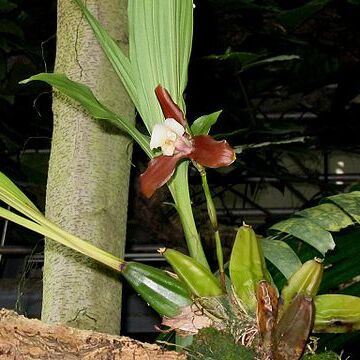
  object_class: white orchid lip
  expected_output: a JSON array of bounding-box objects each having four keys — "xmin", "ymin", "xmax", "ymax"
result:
[{"xmin": 150, "ymin": 118, "xmax": 187, "ymax": 156}]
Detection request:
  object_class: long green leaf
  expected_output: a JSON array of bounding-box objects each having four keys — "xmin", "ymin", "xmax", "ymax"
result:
[
  {"xmin": 242, "ymin": 54, "xmax": 300, "ymax": 71},
  {"xmin": 0, "ymin": 172, "xmax": 38, "ymax": 211},
  {"xmin": 324, "ymin": 191, "xmax": 360, "ymax": 224},
  {"xmin": 168, "ymin": 162, "xmax": 209, "ymax": 268},
  {"xmin": 72, "ymin": 0, "xmax": 138, "ymax": 109},
  {"xmin": 269, "ymin": 217, "xmax": 335, "ymax": 256},
  {"xmin": 20, "ymin": 73, "xmax": 151, "ymax": 157},
  {"xmin": 296, "ymin": 202, "xmax": 354, "ymax": 232},
  {"xmin": 234, "ymin": 137, "xmax": 306, "ymax": 154},
  {"xmin": 0, "ymin": 171, "xmax": 123, "ymax": 270},
  {"xmin": 32, "ymin": 1, "xmax": 208, "ymax": 268},
  {"xmin": 278, "ymin": 0, "xmax": 331, "ymax": 28},
  {"xmin": 0, "ymin": 207, "xmax": 123, "ymax": 271},
  {"xmin": 261, "ymin": 238, "xmax": 302, "ymax": 279}
]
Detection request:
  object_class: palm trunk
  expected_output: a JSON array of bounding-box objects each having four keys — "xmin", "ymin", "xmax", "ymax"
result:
[{"xmin": 42, "ymin": 0, "xmax": 133, "ymax": 334}]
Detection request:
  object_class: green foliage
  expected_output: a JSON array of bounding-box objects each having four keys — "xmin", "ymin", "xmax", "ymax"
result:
[
  {"xmin": 303, "ymin": 351, "xmax": 340, "ymax": 360},
  {"xmin": 187, "ymin": 327, "xmax": 254, "ymax": 360},
  {"xmin": 191, "ymin": 110, "xmax": 222, "ymax": 136},
  {"xmin": 267, "ymin": 191, "xmax": 360, "ymax": 261},
  {"xmin": 278, "ymin": 0, "xmax": 331, "ymax": 29},
  {"xmin": 128, "ymin": 0, "xmax": 193, "ymax": 131},
  {"xmin": 0, "ymin": 171, "xmax": 124, "ymax": 271},
  {"xmin": 230, "ymin": 225, "xmax": 271, "ymax": 310},
  {"xmin": 20, "ymin": 73, "xmax": 151, "ymax": 156},
  {"xmin": 260, "ymin": 238, "xmax": 302, "ymax": 279},
  {"xmin": 72, "ymin": 0, "xmax": 137, "ymax": 107},
  {"xmin": 270, "ymin": 217, "xmax": 335, "ymax": 256},
  {"xmin": 0, "ymin": 0, "xmax": 17, "ymax": 12},
  {"xmin": 314, "ymin": 294, "xmax": 360, "ymax": 333},
  {"xmin": 122, "ymin": 262, "xmax": 192, "ymax": 317}
]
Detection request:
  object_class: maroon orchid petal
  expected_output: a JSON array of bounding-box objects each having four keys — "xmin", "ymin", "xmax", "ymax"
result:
[
  {"xmin": 190, "ymin": 135, "xmax": 236, "ymax": 168},
  {"xmin": 155, "ymin": 85, "xmax": 187, "ymax": 127},
  {"xmin": 140, "ymin": 153, "xmax": 186, "ymax": 198}
]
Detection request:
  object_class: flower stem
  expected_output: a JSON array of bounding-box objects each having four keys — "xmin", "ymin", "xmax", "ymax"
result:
[
  {"xmin": 199, "ymin": 167, "xmax": 226, "ymax": 290},
  {"xmin": 168, "ymin": 161, "xmax": 210, "ymax": 269}
]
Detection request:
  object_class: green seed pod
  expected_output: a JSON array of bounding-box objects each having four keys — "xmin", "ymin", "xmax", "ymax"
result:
[
  {"xmin": 314, "ymin": 294, "xmax": 360, "ymax": 333},
  {"xmin": 160, "ymin": 248, "xmax": 223, "ymax": 297},
  {"xmin": 280, "ymin": 258, "xmax": 323, "ymax": 316},
  {"xmin": 273, "ymin": 295, "xmax": 315, "ymax": 360},
  {"xmin": 229, "ymin": 224, "xmax": 272, "ymax": 311},
  {"xmin": 121, "ymin": 261, "xmax": 192, "ymax": 317}
]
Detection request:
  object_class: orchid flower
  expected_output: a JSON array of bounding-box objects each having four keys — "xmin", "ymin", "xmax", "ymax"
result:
[{"xmin": 140, "ymin": 85, "xmax": 236, "ymax": 198}]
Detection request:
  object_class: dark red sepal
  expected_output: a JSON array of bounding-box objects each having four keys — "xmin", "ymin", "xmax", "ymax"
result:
[
  {"xmin": 155, "ymin": 85, "xmax": 187, "ymax": 127},
  {"xmin": 140, "ymin": 153, "xmax": 186, "ymax": 198},
  {"xmin": 190, "ymin": 135, "xmax": 236, "ymax": 168}
]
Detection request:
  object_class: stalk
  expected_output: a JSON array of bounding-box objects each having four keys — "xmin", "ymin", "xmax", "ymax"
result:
[
  {"xmin": 199, "ymin": 166, "xmax": 225, "ymax": 289},
  {"xmin": 168, "ymin": 162, "xmax": 210, "ymax": 269}
]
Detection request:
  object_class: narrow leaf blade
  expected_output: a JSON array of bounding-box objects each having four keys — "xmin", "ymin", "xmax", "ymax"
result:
[
  {"xmin": 73, "ymin": 0, "xmax": 138, "ymax": 108},
  {"xmin": 20, "ymin": 73, "xmax": 150, "ymax": 155},
  {"xmin": 0, "ymin": 171, "xmax": 38, "ymax": 211}
]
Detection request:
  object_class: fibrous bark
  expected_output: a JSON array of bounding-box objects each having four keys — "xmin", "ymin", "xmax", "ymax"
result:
[
  {"xmin": 43, "ymin": 0, "xmax": 134, "ymax": 334},
  {"xmin": 0, "ymin": 309, "xmax": 185, "ymax": 359}
]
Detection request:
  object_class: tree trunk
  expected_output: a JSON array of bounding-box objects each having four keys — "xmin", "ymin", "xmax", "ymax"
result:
[
  {"xmin": 42, "ymin": 0, "xmax": 134, "ymax": 334},
  {"xmin": 0, "ymin": 309, "xmax": 185, "ymax": 359}
]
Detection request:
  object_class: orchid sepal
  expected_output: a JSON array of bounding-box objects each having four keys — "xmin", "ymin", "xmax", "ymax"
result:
[
  {"xmin": 140, "ymin": 153, "xmax": 186, "ymax": 198},
  {"xmin": 190, "ymin": 135, "xmax": 236, "ymax": 168},
  {"xmin": 155, "ymin": 85, "xmax": 187, "ymax": 127}
]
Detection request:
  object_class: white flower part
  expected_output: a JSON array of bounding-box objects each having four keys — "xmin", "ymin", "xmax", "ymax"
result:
[{"xmin": 150, "ymin": 118, "xmax": 185, "ymax": 156}]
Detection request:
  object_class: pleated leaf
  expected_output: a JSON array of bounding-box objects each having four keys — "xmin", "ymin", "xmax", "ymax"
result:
[
  {"xmin": 267, "ymin": 191, "xmax": 360, "ymax": 267},
  {"xmin": 128, "ymin": 0, "xmax": 193, "ymax": 131},
  {"xmin": 24, "ymin": 0, "xmax": 208, "ymax": 268}
]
